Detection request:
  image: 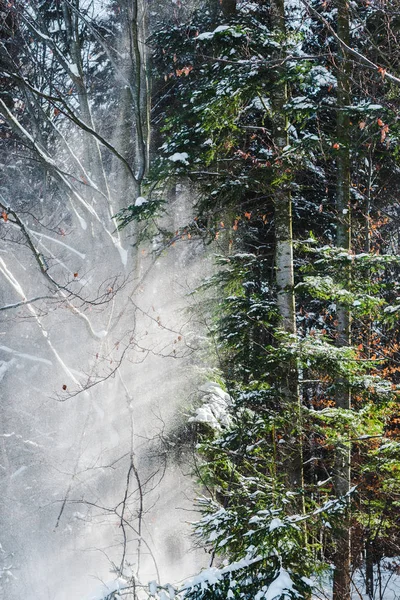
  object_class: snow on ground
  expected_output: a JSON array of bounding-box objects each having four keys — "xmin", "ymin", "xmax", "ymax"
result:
[{"xmin": 312, "ymin": 560, "xmax": 400, "ymax": 600}]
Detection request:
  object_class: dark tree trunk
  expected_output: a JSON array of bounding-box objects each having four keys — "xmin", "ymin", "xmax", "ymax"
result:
[{"xmin": 333, "ymin": 0, "xmax": 352, "ymax": 598}]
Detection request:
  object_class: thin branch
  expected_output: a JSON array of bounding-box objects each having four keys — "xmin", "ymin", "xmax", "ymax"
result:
[
  {"xmin": 0, "ymin": 295, "xmax": 56, "ymax": 311},
  {"xmin": 1, "ymin": 77, "xmax": 137, "ymax": 184},
  {"xmin": 301, "ymin": 0, "xmax": 400, "ymax": 86}
]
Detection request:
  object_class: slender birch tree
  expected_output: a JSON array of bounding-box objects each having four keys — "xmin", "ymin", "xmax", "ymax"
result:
[{"xmin": 270, "ymin": 0, "xmax": 303, "ymax": 495}]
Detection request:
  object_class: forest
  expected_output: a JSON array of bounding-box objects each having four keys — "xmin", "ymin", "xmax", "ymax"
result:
[{"xmin": 1, "ymin": 0, "xmax": 400, "ymax": 599}]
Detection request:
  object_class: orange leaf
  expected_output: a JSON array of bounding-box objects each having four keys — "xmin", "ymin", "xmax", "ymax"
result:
[
  {"xmin": 74, "ymin": 272, "xmax": 78, "ymax": 278},
  {"xmin": 2, "ymin": 211, "xmax": 8, "ymax": 222},
  {"xmin": 244, "ymin": 211, "xmax": 251, "ymax": 220},
  {"xmin": 359, "ymin": 121, "xmax": 366, "ymax": 130},
  {"xmin": 377, "ymin": 66, "xmax": 386, "ymax": 79},
  {"xmin": 381, "ymin": 124, "xmax": 389, "ymax": 143},
  {"xmin": 332, "ymin": 142, "xmax": 340, "ymax": 150},
  {"xmin": 377, "ymin": 118, "xmax": 384, "ymax": 127}
]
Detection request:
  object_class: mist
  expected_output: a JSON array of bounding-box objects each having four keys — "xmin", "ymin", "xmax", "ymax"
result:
[
  {"xmin": 0, "ymin": 1, "xmax": 209, "ymax": 597},
  {"xmin": 0, "ymin": 186, "xmax": 210, "ymax": 599}
]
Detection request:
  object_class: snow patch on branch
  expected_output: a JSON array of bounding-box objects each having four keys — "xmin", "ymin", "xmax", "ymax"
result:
[
  {"xmin": 168, "ymin": 152, "xmax": 189, "ymax": 165},
  {"xmin": 189, "ymin": 382, "xmax": 232, "ymax": 430},
  {"xmin": 85, "ymin": 577, "xmax": 128, "ymax": 600}
]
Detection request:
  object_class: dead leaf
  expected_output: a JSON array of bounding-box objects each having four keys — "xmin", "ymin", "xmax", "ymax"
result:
[
  {"xmin": 381, "ymin": 124, "xmax": 389, "ymax": 143},
  {"xmin": 377, "ymin": 66, "xmax": 386, "ymax": 79}
]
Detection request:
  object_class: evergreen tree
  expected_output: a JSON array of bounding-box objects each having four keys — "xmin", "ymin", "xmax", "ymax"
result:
[{"xmin": 113, "ymin": 0, "xmax": 400, "ymax": 598}]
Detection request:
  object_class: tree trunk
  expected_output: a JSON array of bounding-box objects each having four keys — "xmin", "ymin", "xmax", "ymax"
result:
[
  {"xmin": 270, "ymin": 0, "xmax": 303, "ymax": 495},
  {"xmin": 365, "ymin": 533, "xmax": 374, "ymax": 599},
  {"xmin": 221, "ymin": 0, "xmax": 237, "ymax": 18},
  {"xmin": 333, "ymin": 0, "xmax": 352, "ymax": 598},
  {"xmin": 208, "ymin": 0, "xmax": 236, "ymax": 22}
]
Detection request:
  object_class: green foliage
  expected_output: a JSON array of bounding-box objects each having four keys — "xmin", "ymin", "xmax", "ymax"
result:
[
  {"xmin": 115, "ymin": 198, "xmax": 166, "ymax": 228},
  {"xmin": 144, "ymin": 0, "xmax": 400, "ymax": 595}
]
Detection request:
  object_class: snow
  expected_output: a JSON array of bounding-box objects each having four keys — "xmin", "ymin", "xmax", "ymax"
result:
[
  {"xmin": 197, "ymin": 25, "xmax": 243, "ymax": 41},
  {"xmin": 269, "ymin": 518, "xmax": 285, "ymax": 532},
  {"xmin": 289, "ymin": 96, "xmax": 316, "ymax": 110},
  {"xmin": 149, "ymin": 580, "xmax": 158, "ymax": 595},
  {"xmin": 252, "ymin": 96, "xmax": 271, "ymax": 111},
  {"xmin": 214, "ymin": 25, "xmax": 230, "ymax": 33},
  {"xmin": 181, "ymin": 554, "xmax": 263, "ymax": 593},
  {"xmin": 135, "ymin": 196, "xmax": 147, "ymax": 206},
  {"xmin": 313, "ymin": 559, "xmax": 400, "ymax": 600},
  {"xmin": 189, "ymin": 382, "xmax": 232, "ymax": 430},
  {"xmin": 69, "ymin": 63, "xmax": 80, "ymax": 77},
  {"xmin": 197, "ymin": 26, "xmax": 230, "ymax": 40},
  {"xmin": 308, "ymin": 66, "xmax": 337, "ymax": 91},
  {"xmin": 168, "ymin": 152, "xmax": 189, "ymax": 165},
  {"xmin": 265, "ymin": 568, "xmax": 295, "ymax": 600},
  {"xmin": 85, "ymin": 578, "xmax": 128, "ymax": 600}
]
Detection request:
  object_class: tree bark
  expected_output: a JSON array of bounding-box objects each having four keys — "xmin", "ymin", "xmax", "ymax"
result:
[
  {"xmin": 208, "ymin": 0, "xmax": 236, "ymax": 22},
  {"xmin": 270, "ymin": 0, "xmax": 303, "ymax": 495},
  {"xmin": 333, "ymin": 0, "xmax": 352, "ymax": 598},
  {"xmin": 221, "ymin": 0, "xmax": 237, "ymax": 18}
]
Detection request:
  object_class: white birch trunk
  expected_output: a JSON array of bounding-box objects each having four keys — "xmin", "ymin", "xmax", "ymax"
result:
[{"xmin": 270, "ymin": 0, "xmax": 302, "ymax": 495}]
